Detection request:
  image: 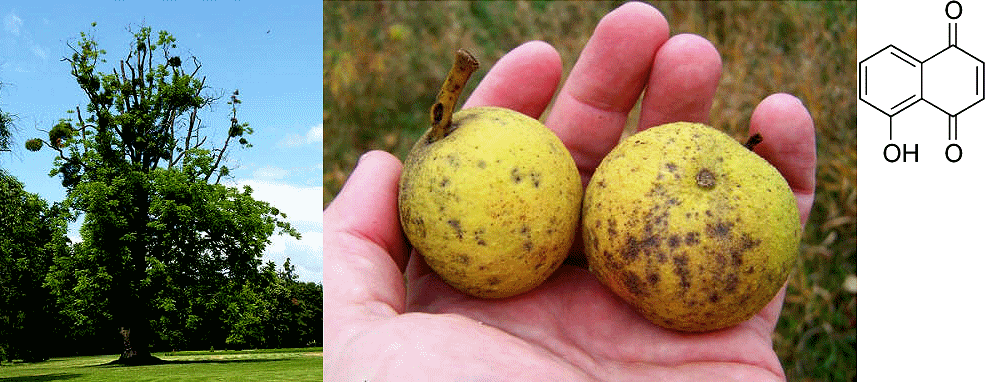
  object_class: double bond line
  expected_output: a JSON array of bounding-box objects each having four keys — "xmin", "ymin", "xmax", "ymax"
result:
[
  {"xmin": 864, "ymin": 66, "xmax": 868, "ymax": 95},
  {"xmin": 890, "ymin": 51, "xmax": 916, "ymax": 67},
  {"xmin": 949, "ymin": 22, "xmax": 958, "ymax": 46},
  {"xmin": 892, "ymin": 95, "xmax": 917, "ymax": 111}
]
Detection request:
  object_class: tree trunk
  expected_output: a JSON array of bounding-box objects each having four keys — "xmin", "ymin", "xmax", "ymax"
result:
[
  {"xmin": 110, "ymin": 175, "xmax": 162, "ymax": 366},
  {"xmin": 119, "ymin": 327, "xmax": 138, "ymax": 359},
  {"xmin": 110, "ymin": 253, "xmax": 162, "ymax": 365},
  {"xmin": 112, "ymin": 322, "xmax": 161, "ymax": 365}
]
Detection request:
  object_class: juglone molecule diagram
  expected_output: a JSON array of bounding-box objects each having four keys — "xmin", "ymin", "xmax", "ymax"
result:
[{"xmin": 859, "ymin": 1, "xmax": 985, "ymax": 163}]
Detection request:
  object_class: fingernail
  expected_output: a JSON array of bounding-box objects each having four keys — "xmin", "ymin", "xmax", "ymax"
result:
[
  {"xmin": 358, "ymin": 151, "xmax": 373, "ymax": 165},
  {"xmin": 339, "ymin": 152, "xmax": 372, "ymax": 197}
]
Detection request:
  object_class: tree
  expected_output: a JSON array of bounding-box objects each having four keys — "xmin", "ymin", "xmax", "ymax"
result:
[
  {"xmin": 217, "ymin": 258, "xmax": 322, "ymax": 350},
  {"xmin": 1, "ymin": 79, "xmax": 71, "ymax": 363},
  {"xmin": 290, "ymin": 281, "xmax": 323, "ymax": 347},
  {"xmin": 1, "ymin": 81, "xmax": 16, "ymax": 156},
  {"xmin": 0, "ymin": 171, "xmax": 71, "ymax": 362},
  {"xmin": 274, "ymin": 259, "xmax": 323, "ymax": 348},
  {"xmin": 0, "ymin": 108, "xmax": 11, "ymax": 154},
  {"xmin": 143, "ymin": 169, "xmax": 298, "ymax": 352},
  {"xmin": 277, "ymin": 259, "xmax": 323, "ymax": 348},
  {"xmin": 28, "ymin": 24, "xmax": 297, "ymax": 365}
]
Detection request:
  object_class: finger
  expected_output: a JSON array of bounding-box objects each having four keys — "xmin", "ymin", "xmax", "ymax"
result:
[
  {"xmin": 748, "ymin": 93, "xmax": 817, "ymax": 226},
  {"xmin": 639, "ymin": 33, "xmax": 722, "ymax": 130},
  {"xmin": 753, "ymin": 281, "xmax": 788, "ymax": 335},
  {"xmin": 324, "ymin": 150, "xmax": 409, "ymax": 317},
  {"xmin": 545, "ymin": 2, "xmax": 670, "ymax": 185},
  {"xmin": 404, "ymin": 248, "xmax": 465, "ymax": 311},
  {"xmin": 462, "ymin": 40, "xmax": 562, "ymax": 119}
]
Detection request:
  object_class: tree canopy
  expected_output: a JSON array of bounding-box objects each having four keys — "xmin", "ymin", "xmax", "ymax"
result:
[
  {"xmin": 1, "ymin": 82, "xmax": 15, "ymax": 156},
  {"xmin": 0, "ymin": 171, "xmax": 71, "ymax": 362}
]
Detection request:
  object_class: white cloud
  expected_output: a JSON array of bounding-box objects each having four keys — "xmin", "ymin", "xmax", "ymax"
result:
[
  {"xmin": 267, "ymin": 230, "xmax": 321, "ymax": 255},
  {"xmin": 263, "ymin": 231, "xmax": 322, "ymax": 283},
  {"xmin": 3, "ymin": 11, "xmax": 46, "ymax": 73},
  {"xmin": 229, "ymin": 179, "xmax": 321, "ymax": 225},
  {"xmin": 30, "ymin": 45, "xmax": 47, "ymax": 61},
  {"xmin": 305, "ymin": 123, "xmax": 322, "ymax": 144},
  {"xmin": 31, "ymin": 45, "xmax": 48, "ymax": 60},
  {"xmin": 252, "ymin": 165, "xmax": 289, "ymax": 180},
  {"xmin": 4, "ymin": 12, "xmax": 22, "ymax": 36},
  {"xmin": 277, "ymin": 123, "xmax": 322, "ymax": 148},
  {"xmin": 223, "ymin": 178, "xmax": 322, "ymax": 282}
]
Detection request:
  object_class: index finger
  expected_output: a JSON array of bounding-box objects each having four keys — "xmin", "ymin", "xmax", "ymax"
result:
[
  {"xmin": 461, "ymin": 40, "xmax": 562, "ymax": 119},
  {"xmin": 545, "ymin": 2, "xmax": 670, "ymax": 185},
  {"xmin": 324, "ymin": 150, "xmax": 409, "ymax": 318}
]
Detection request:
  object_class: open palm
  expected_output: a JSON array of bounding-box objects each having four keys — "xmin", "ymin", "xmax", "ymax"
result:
[{"xmin": 325, "ymin": 3, "xmax": 816, "ymax": 381}]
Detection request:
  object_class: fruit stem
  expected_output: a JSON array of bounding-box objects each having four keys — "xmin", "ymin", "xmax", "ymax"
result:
[
  {"xmin": 744, "ymin": 133, "xmax": 763, "ymax": 151},
  {"xmin": 428, "ymin": 49, "xmax": 479, "ymax": 143}
]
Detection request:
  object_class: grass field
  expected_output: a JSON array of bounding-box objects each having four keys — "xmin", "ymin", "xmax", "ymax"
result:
[
  {"xmin": 325, "ymin": 1, "xmax": 856, "ymax": 380},
  {"xmin": 0, "ymin": 348, "xmax": 322, "ymax": 381}
]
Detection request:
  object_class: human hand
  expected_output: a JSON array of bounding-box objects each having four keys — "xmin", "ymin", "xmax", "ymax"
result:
[{"xmin": 324, "ymin": 2, "xmax": 816, "ymax": 380}]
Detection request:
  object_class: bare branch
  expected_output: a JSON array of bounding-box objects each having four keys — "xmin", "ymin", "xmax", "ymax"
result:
[
  {"xmin": 76, "ymin": 106, "xmax": 89, "ymax": 157},
  {"xmin": 205, "ymin": 94, "xmax": 238, "ymax": 183},
  {"xmin": 118, "ymin": 62, "xmax": 131, "ymax": 111},
  {"xmin": 189, "ymin": 56, "xmax": 202, "ymax": 78},
  {"xmin": 126, "ymin": 47, "xmax": 140, "ymax": 111}
]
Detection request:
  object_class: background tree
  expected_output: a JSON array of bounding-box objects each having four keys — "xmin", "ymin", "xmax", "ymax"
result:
[
  {"xmin": 28, "ymin": 24, "xmax": 298, "ymax": 365},
  {"xmin": 0, "ymin": 171, "xmax": 71, "ymax": 362},
  {"xmin": 1, "ymin": 82, "xmax": 11, "ymax": 154},
  {"xmin": 218, "ymin": 258, "xmax": 322, "ymax": 350},
  {"xmin": 1, "ymin": 79, "xmax": 70, "ymax": 363},
  {"xmin": 0, "ymin": 110, "xmax": 12, "ymax": 155},
  {"xmin": 276, "ymin": 259, "xmax": 323, "ymax": 348}
]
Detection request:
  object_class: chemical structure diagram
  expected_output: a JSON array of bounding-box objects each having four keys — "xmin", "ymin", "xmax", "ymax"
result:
[{"xmin": 859, "ymin": 1, "xmax": 984, "ymax": 163}]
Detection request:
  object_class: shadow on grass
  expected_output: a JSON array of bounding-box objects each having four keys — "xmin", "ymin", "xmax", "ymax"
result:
[
  {"xmin": 0, "ymin": 373, "xmax": 83, "ymax": 382},
  {"xmin": 93, "ymin": 358, "xmax": 288, "ymax": 367}
]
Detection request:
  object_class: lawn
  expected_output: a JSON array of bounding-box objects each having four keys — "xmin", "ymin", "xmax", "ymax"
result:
[
  {"xmin": 325, "ymin": 1, "xmax": 856, "ymax": 380},
  {"xmin": 0, "ymin": 348, "xmax": 322, "ymax": 382}
]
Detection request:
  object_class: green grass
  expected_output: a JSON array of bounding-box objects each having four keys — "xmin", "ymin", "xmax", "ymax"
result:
[
  {"xmin": 325, "ymin": 1, "xmax": 856, "ymax": 380},
  {"xmin": 0, "ymin": 348, "xmax": 322, "ymax": 381}
]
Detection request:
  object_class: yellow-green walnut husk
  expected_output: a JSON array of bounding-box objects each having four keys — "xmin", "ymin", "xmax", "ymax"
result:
[
  {"xmin": 582, "ymin": 122, "xmax": 801, "ymax": 332},
  {"xmin": 399, "ymin": 106, "xmax": 582, "ymax": 298}
]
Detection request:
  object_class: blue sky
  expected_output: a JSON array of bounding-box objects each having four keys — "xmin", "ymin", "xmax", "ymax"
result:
[{"xmin": 1, "ymin": 1, "xmax": 322, "ymax": 283}]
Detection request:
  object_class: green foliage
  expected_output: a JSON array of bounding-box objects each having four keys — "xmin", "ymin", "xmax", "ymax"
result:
[
  {"xmin": 1, "ymin": 82, "xmax": 17, "ymax": 156},
  {"xmin": 0, "ymin": 111, "xmax": 12, "ymax": 153},
  {"xmin": 222, "ymin": 280, "xmax": 269, "ymax": 349},
  {"xmin": 25, "ymin": 138, "xmax": 43, "ymax": 152},
  {"xmin": 45, "ymin": 240, "xmax": 117, "ymax": 354},
  {"xmin": 31, "ymin": 24, "xmax": 231, "ymax": 183},
  {"xmin": 143, "ymin": 255, "xmax": 321, "ymax": 352},
  {"xmin": 38, "ymin": 153, "xmax": 313, "ymax": 356},
  {"xmin": 218, "ymin": 259, "xmax": 320, "ymax": 350},
  {"xmin": 48, "ymin": 121, "xmax": 75, "ymax": 148},
  {"xmin": 0, "ymin": 171, "xmax": 71, "ymax": 362}
]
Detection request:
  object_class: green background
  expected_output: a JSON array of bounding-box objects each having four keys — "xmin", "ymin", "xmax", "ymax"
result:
[{"xmin": 860, "ymin": 0, "xmax": 988, "ymax": 381}]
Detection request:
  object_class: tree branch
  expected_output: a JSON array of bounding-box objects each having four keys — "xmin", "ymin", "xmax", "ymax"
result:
[
  {"xmin": 76, "ymin": 106, "xmax": 90, "ymax": 158},
  {"xmin": 119, "ymin": 61, "xmax": 131, "ymax": 112}
]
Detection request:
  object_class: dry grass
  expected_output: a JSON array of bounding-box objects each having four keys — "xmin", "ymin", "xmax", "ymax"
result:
[{"xmin": 325, "ymin": 1, "xmax": 856, "ymax": 380}]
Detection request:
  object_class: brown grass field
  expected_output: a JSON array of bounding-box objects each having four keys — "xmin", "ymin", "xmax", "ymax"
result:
[{"xmin": 324, "ymin": 2, "xmax": 856, "ymax": 380}]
